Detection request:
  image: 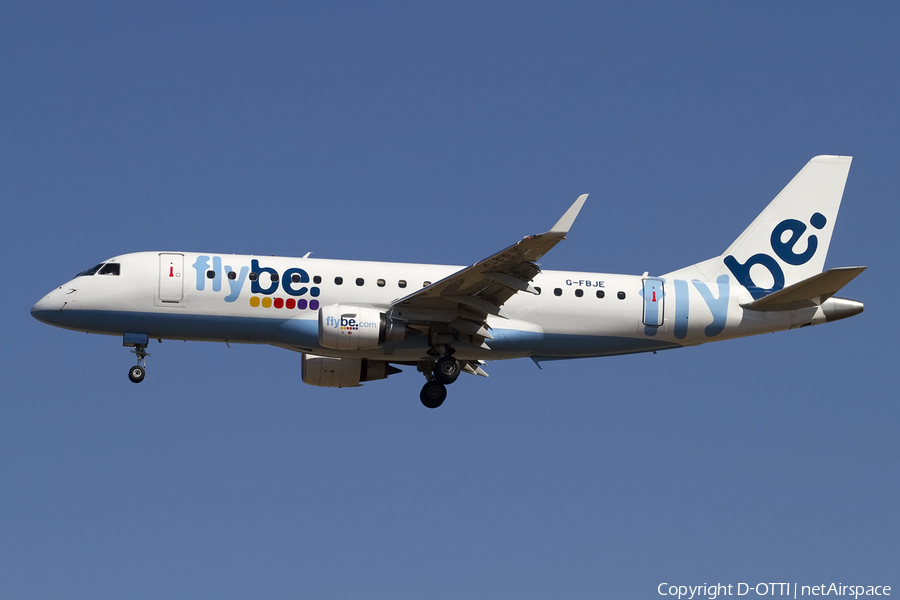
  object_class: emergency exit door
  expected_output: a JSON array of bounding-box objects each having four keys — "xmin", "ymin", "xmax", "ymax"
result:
[
  {"xmin": 642, "ymin": 278, "xmax": 665, "ymax": 327},
  {"xmin": 158, "ymin": 253, "xmax": 184, "ymax": 303}
]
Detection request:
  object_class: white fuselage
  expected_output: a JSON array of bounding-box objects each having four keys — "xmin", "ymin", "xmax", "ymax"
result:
[{"xmin": 32, "ymin": 250, "xmax": 830, "ymax": 364}]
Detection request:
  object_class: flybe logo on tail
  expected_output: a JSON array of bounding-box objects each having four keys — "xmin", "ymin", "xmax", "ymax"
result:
[{"xmin": 724, "ymin": 212, "xmax": 827, "ymax": 300}]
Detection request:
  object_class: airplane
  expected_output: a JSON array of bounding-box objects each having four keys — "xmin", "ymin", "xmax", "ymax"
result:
[{"xmin": 31, "ymin": 155, "xmax": 865, "ymax": 408}]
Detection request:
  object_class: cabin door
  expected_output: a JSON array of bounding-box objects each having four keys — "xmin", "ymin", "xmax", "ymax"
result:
[
  {"xmin": 158, "ymin": 253, "xmax": 184, "ymax": 303},
  {"xmin": 642, "ymin": 278, "xmax": 665, "ymax": 327}
]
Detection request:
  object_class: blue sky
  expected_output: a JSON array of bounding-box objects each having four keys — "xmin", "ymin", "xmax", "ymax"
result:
[{"xmin": 2, "ymin": 3, "xmax": 897, "ymax": 598}]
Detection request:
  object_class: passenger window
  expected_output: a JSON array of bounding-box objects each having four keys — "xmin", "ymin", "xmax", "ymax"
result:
[
  {"xmin": 575, "ymin": 288, "xmax": 583, "ymax": 297},
  {"xmin": 249, "ymin": 272, "xmax": 258, "ymax": 281},
  {"xmin": 313, "ymin": 275, "xmax": 322, "ymax": 284},
  {"xmin": 398, "ymin": 280, "xmax": 407, "ymax": 288},
  {"xmin": 335, "ymin": 277, "xmax": 343, "ymax": 285},
  {"xmin": 206, "ymin": 270, "xmax": 215, "ymax": 279},
  {"xmin": 617, "ymin": 291, "xmax": 626, "ymax": 300},
  {"xmin": 356, "ymin": 278, "xmax": 365, "ymax": 286},
  {"xmin": 377, "ymin": 279, "xmax": 386, "ymax": 287},
  {"xmin": 291, "ymin": 274, "xmax": 301, "ymax": 283},
  {"xmin": 534, "ymin": 286, "xmax": 541, "ymax": 295},
  {"xmin": 76, "ymin": 263, "xmax": 104, "ymax": 277},
  {"xmin": 423, "ymin": 281, "xmax": 431, "ymax": 287},
  {"xmin": 596, "ymin": 290, "xmax": 605, "ymax": 299},
  {"xmin": 228, "ymin": 271, "xmax": 236, "ymax": 280},
  {"xmin": 270, "ymin": 273, "xmax": 278, "ymax": 282},
  {"xmin": 99, "ymin": 263, "xmax": 120, "ymax": 276},
  {"xmin": 554, "ymin": 288, "xmax": 562, "ymax": 296}
]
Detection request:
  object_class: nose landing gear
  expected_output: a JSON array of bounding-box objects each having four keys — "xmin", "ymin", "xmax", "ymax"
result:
[
  {"xmin": 128, "ymin": 344, "xmax": 150, "ymax": 383},
  {"xmin": 123, "ymin": 333, "xmax": 151, "ymax": 384}
]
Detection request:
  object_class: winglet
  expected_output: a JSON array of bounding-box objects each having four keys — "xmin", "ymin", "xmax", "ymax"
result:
[{"xmin": 549, "ymin": 194, "xmax": 588, "ymax": 235}]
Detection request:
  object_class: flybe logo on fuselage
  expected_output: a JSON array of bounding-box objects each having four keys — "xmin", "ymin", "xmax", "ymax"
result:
[
  {"xmin": 191, "ymin": 256, "xmax": 321, "ymax": 310},
  {"xmin": 724, "ymin": 213, "xmax": 827, "ymax": 300}
]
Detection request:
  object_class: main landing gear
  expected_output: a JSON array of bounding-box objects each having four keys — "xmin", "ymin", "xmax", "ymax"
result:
[{"xmin": 419, "ymin": 355, "xmax": 461, "ymax": 409}]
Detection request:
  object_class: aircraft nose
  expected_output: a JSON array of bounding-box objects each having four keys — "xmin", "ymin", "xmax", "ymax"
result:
[{"xmin": 31, "ymin": 287, "xmax": 71, "ymax": 324}]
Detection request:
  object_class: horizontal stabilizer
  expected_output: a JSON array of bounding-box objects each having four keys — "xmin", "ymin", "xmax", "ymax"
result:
[{"xmin": 742, "ymin": 266, "xmax": 867, "ymax": 311}]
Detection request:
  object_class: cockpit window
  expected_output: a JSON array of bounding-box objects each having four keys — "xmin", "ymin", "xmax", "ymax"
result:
[
  {"xmin": 99, "ymin": 263, "xmax": 120, "ymax": 276},
  {"xmin": 76, "ymin": 263, "xmax": 104, "ymax": 277}
]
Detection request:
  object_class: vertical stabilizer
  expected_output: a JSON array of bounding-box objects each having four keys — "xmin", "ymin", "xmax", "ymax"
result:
[{"xmin": 666, "ymin": 156, "xmax": 852, "ymax": 300}]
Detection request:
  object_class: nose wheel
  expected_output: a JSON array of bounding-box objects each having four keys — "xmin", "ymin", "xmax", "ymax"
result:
[
  {"xmin": 128, "ymin": 365, "xmax": 146, "ymax": 383},
  {"xmin": 128, "ymin": 343, "xmax": 150, "ymax": 384}
]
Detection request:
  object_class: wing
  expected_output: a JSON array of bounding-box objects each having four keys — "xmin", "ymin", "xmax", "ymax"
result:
[{"xmin": 390, "ymin": 194, "xmax": 588, "ymax": 342}]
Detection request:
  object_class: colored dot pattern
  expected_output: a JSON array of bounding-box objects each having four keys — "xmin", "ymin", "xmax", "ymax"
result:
[{"xmin": 250, "ymin": 297, "xmax": 319, "ymax": 310}]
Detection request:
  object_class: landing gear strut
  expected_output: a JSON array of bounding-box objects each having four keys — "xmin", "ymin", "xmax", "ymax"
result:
[
  {"xmin": 419, "ymin": 355, "xmax": 459, "ymax": 408},
  {"xmin": 128, "ymin": 343, "xmax": 150, "ymax": 384}
]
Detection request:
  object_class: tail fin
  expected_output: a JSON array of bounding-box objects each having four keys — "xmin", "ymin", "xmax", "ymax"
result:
[{"xmin": 667, "ymin": 155, "xmax": 853, "ymax": 300}]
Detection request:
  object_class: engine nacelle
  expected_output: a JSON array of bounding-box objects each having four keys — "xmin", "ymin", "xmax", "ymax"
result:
[
  {"xmin": 301, "ymin": 354, "xmax": 401, "ymax": 388},
  {"xmin": 318, "ymin": 304, "xmax": 408, "ymax": 350}
]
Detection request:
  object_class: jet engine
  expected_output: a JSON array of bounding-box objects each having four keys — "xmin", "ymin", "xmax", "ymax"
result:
[
  {"xmin": 318, "ymin": 304, "xmax": 408, "ymax": 350},
  {"xmin": 301, "ymin": 354, "xmax": 401, "ymax": 387}
]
